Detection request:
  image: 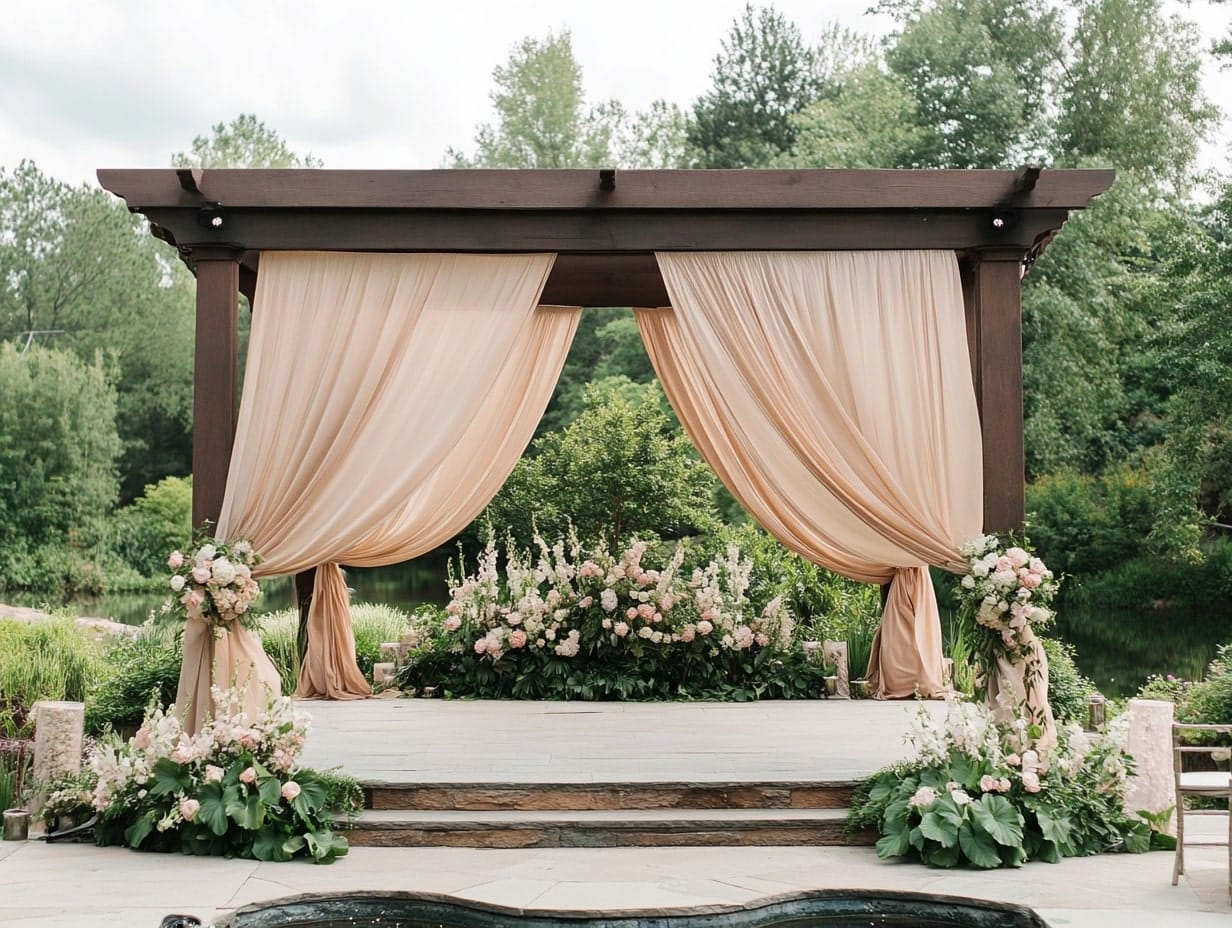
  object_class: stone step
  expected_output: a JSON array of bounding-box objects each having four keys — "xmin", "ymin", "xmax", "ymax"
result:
[
  {"xmin": 365, "ymin": 780, "xmax": 854, "ymax": 812},
  {"xmin": 345, "ymin": 807, "xmax": 874, "ymax": 848}
]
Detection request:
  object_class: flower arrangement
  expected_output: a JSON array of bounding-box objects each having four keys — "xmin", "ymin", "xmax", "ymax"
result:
[
  {"xmin": 850, "ymin": 696, "xmax": 1159, "ymax": 869},
  {"xmin": 89, "ymin": 688, "xmax": 349, "ymax": 863},
  {"xmin": 401, "ymin": 532, "xmax": 809, "ymax": 700},
  {"xmin": 956, "ymin": 535, "xmax": 1059, "ymax": 663},
  {"xmin": 166, "ymin": 536, "xmax": 262, "ymax": 637},
  {"xmin": 41, "ymin": 770, "xmax": 97, "ymax": 830}
]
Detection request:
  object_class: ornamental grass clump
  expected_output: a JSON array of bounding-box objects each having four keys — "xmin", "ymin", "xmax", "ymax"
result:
[
  {"xmin": 850, "ymin": 696, "xmax": 1160, "ymax": 869},
  {"xmin": 400, "ymin": 533, "xmax": 815, "ymax": 700},
  {"xmin": 90, "ymin": 688, "xmax": 348, "ymax": 863}
]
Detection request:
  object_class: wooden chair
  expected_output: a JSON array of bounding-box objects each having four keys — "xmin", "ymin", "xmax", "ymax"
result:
[{"xmin": 1172, "ymin": 722, "xmax": 1232, "ymax": 903}]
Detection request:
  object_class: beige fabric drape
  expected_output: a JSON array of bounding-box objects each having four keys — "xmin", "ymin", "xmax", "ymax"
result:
[
  {"xmin": 638, "ymin": 251, "xmax": 983, "ymax": 698},
  {"xmin": 176, "ymin": 252, "xmax": 579, "ymax": 731}
]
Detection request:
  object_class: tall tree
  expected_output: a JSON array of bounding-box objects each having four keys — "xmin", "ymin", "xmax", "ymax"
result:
[
  {"xmin": 0, "ymin": 161, "xmax": 196, "ymax": 499},
  {"xmin": 173, "ymin": 113, "xmax": 322, "ymax": 168},
  {"xmin": 1055, "ymin": 0, "xmax": 1217, "ymax": 191},
  {"xmin": 688, "ymin": 4, "xmax": 823, "ymax": 167},
  {"xmin": 0, "ymin": 342, "xmax": 121, "ymax": 592},
  {"xmin": 879, "ymin": 0, "xmax": 1060, "ymax": 168},
  {"xmin": 449, "ymin": 30, "xmax": 618, "ymax": 168}
]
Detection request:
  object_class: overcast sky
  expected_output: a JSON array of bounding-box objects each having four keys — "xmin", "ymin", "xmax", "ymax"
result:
[{"xmin": 1, "ymin": 0, "xmax": 1228, "ymax": 186}]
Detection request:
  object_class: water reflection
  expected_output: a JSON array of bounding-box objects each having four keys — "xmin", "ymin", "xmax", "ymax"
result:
[
  {"xmin": 21, "ymin": 558, "xmax": 451, "ymax": 627},
  {"xmin": 1055, "ymin": 604, "xmax": 1231, "ymax": 696}
]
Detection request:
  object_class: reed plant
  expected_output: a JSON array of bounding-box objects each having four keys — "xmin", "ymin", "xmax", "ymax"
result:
[
  {"xmin": 0, "ymin": 618, "xmax": 102, "ymax": 737},
  {"xmin": 258, "ymin": 603, "xmax": 415, "ymax": 693}
]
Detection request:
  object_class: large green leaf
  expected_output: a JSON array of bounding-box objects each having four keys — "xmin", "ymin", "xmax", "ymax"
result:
[
  {"xmin": 919, "ymin": 807, "xmax": 960, "ymax": 848},
  {"xmin": 150, "ymin": 757, "xmax": 192, "ymax": 798},
  {"xmin": 1035, "ymin": 805, "xmax": 1072, "ymax": 848},
  {"xmin": 922, "ymin": 842, "xmax": 961, "ymax": 868},
  {"xmin": 291, "ymin": 775, "xmax": 330, "ymax": 819},
  {"xmin": 196, "ymin": 782, "xmax": 231, "ymax": 837},
  {"xmin": 876, "ymin": 828, "xmax": 912, "ymax": 859},
  {"xmin": 970, "ymin": 794, "xmax": 1024, "ymax": 847},
  {"xmin": 252, "ymin": 828, "xmax": 294, "ymax": 862},
  {"xmin": 123, "ymin": 811, "xmax": 156, "ymax": 849},
  {"xmin": 948, "ymin": 751, "xmax": 985, "ymax": 789},
  {"xmin": 227, "ymin": 791, "xmax": 266, "ymax": 830},
  {"xmin": 958, "ymin": 820, "xmax": 1002, "ymax": 868},
  {"xmin": 257, "ymin": 775, "xmax": 282, "ymax": 807}
]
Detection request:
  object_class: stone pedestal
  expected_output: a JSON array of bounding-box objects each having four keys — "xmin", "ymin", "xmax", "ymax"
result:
[
  {"xmin": 373, "ymin": 662, "xmax": 397, "ymax": 686},
  {"xmin": 32, "ymin": 701, "xmax": 84, "ymax": 808},
  {"xmin": 1123, "ymin": 698, "xmax": 1176, "ymax": 834},
  {"xmin": 823, "ymin": 641, "xmax": 850, "ymax": 699}
]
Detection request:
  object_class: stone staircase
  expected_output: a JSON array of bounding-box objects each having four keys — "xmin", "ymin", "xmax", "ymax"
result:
[{"xmin": 345, "ymin": 780, "xmax": 876, "ymax": 848}]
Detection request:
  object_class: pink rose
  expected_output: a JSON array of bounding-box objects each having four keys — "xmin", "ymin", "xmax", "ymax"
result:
[
  {"xmin": 281, "ymin": 781, "xmax": 301, "ymax": 801},
  {"xmin": 1006, "ymin": 547, "xmax": 1030, "ymax": 568},
  {"xmin": 578, "ymin": 596, "xmax": 593, "ymax": 608},
  {"xmin": 474, "ymin": 638, "xmax": 489, "ymax": 654},
  {"xmin": 167, "ymin": 551, "xmax": 184, "ymax": 569},
  {"xmin": 979, "ymin": 774, "xmax": 998, "ymax": 793},
  {"xmin": 180, "ymin": 798, "xmax": 200, "ymax": 821},
  {"xmin": 1006, "ymin": 753, "xmax": 1021, "ymax": 766},
  {"xmin": 192, "ymin": 565, "xmax": 212, "ymax": 584},
  {"xmin": 626, "ymin": 607, "xmax": 638, "ymax": 620},
  {"xmin": 1020, "ymin": 771, "xmax": 1041, "ymax": 793},
  {"xmin": 613, "ymin": 621, "xmax": 630, "ymax": 637},
  {"xmin": 998, "ymin": 777, "xmax": 1012, "ymax": 793},
  {"xmin": 239, "ymin": 767, "xmax": 257, "ymax": 785},
  {"xmin": 444, "ymin": 616, "xmax": 461, "ymax": 632},
  {"xmin": 680, "ymin": 625, "xmax": 696, "ymax": 643},
  {"xmin": 509, "ymin": 629, "xmax": 528, "ymax": 649},
  {"xmin": 995, "ymin": 555, "xmax": 1013, "ymax": 572},
  {"xmin": 204, "ymin": 765, "xmax": 224, "ymax": 783}
]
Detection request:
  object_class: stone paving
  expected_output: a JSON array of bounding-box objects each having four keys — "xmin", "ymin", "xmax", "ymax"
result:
[{"xmin": 0, "ymin": 698, "xmax": 1227, "ymax": 927}]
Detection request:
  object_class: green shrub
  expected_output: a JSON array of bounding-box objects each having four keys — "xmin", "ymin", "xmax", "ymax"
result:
[
  {"xmin": 0, "ymin": 618, "xmax": 103, "ymax": 737},
  {"xmin": 85, "ymin": 631, "xmax": 182, "ymax": 735},
  {"xmin": 1041, "ymin": 637, "xmax": 1098, "ymax": 724},
  {"xmin": 1068, "ymin": 537, "xmax": 1232, "ymax": 608},
  {"xmin": 1026, "ymin": 466, "xmax": 1157, "ymax": 577},
  {"xmin": 108, "ymin": 476, "xmax": 192, "ymax": 579}
]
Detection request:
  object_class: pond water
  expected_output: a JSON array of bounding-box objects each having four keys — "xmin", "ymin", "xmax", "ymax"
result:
[
  {"xmin": 11, "ymin": 557, "xmax": 452, "ymax": 627},
  {"xmin": 1055, "ymin": 602, "xmax": 1231, "ymax": 697}
]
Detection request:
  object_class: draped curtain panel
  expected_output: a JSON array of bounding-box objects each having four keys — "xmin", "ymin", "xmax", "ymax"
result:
[
  {"xmin": 637, "ymin": 250, "xmax": 984, "ymax": 699},
  {"xmin": 176, "ymin": 251, "xmax": 579, "ymax": 732}
]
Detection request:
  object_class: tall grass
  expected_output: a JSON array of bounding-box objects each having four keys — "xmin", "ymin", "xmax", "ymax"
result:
[
  {"xmin": 257, "ymin": 604, "xmax": 415, "ymax": 693},
  {"xmin": 0, "ymin": 746, "xmax": 33, "ymax": 810},
  {"xmin": 0, "ymin": 618, "xmax": 103, "ymax": 737}
]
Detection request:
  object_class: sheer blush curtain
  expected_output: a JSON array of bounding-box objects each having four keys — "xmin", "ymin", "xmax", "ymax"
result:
[
  {"xmin": 636, "ymin": 251, "xmax": 983, "ymax": 698},
  {"xmin": 176, "ymin": 251, "xmax": 579, "ymax": 732}
]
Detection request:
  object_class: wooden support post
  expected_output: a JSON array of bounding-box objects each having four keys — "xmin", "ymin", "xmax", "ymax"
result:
[
  {"xmin": 190, "ymin": 249, "xmax": 240, "ymax": 531},
  {"xmin": 963, "ymin": 249, "xmax": 1027, "ymax": 533},
  {"xmin": 294, "ymin": 567, "xmax": 318, "ymax": 668}
]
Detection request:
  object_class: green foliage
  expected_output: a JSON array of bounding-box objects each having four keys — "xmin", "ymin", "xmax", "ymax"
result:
[
  {"xmin": 0, "ymin": 746, "xmax": 33, "ymax": 811},
  {"xmin": 259, "ymin": 603, "xmax": 415, "ymax": 694},
  {"xmin": 852, "ymin": 700, "xmax": 1152, "ymax": 868},
  {"xmin": 0, "ymin": 343, "xmax": 121, "ymax": 593},
  {"xmin": 0, "ymin": 160, "xmax": 195, "ymax": 502},
  {"xmin": 84, "ymin": 632, "xmax": 182, "ymax": 735},
  {"xmin": 1026, "ymin": 466, "xmax": 1157, "ymax": 577},
  {"xmin": 172, "ymin": 113, "xmax": 322, "ymax": 169},
  {"xmin": 880, "ymin": 0, "xmax": 1060, "ymax": 168},
  {"xmin": 108, "ymin": 476, "xmax": 192, "ymax": 579},
  {"xmin": 1149, "ymin": 645, "xmax": 1232, "ymax": 735},
  {"xmin": 1041, "ymin": 638, "xmax": 1099, "ymax": 725},
  {"xmin": 484, "ymin": 384, "xmax": 718, "ymax": 550},
  {"xmin": 1066, "ymin": 537, "xmax": 1232, "ymax": 609},
  {"xmin": 689, "ymin": 4, "xmax": 823, "ymax": 167},
  {"xmin": 1055, "ymin": 0, "xmax": 1217, "ymax": 190},
  {"xmin": 0, "ymin": 618, "xmax": 102, "ymax": 737}
]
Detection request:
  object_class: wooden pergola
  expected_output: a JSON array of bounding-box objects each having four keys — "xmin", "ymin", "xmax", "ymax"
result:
[{"xmin": 97, "ymin": 167, "xmax": 1114, "ymax": 537}]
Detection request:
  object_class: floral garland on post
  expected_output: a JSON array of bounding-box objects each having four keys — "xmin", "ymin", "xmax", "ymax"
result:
[
  {"xmin": 166, "ymin": 536, "xmax": 263, "ymax": 638},
  {"xmin": 955, "ymin": 534, "xmax": 1059, "ymax": 722}
]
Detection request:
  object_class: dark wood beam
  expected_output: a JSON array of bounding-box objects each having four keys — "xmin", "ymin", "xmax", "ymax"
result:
[
  {"xmin": 190, "ymin": 249, "xmax": 240, "ymax": 531},
  {"xmin": 140, "ymin": 208, "xmax": 1077, "ymax": 258},
  {"xmin": 98, "ymin": 168, "xmax": 1115, "ymax": 212},
  {"xmin": 966, "ymin": 249, "xmax": 1027, "ymax": 533}
]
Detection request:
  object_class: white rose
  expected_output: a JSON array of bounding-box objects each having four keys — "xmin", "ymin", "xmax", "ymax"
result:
[
  {"xmin": 170, "ymin": 574, "xmax": 186, "ymax": 592},
  {"xmin": 195, "ymin": 544, "xmax": 217, "ymax": 564},
  {"xmin": 211, "ymin": 557, "xmax": 237, "ymax": 585},
  {"xmin": 960, "ymin": 575, "xmax": 976, "ymax": 589}
]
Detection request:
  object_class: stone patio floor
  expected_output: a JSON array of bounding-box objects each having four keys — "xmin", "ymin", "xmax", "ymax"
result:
[{"xmin": 0, "ymin": 698, "xmax": 1227, "ymax": 927}]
